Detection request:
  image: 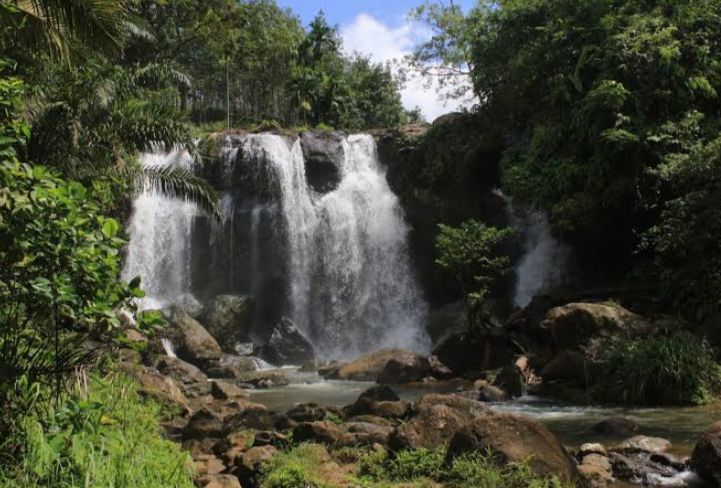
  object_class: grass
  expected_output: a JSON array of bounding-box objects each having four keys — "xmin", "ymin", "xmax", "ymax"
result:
[
  {"xmin": 259, "ymin": 444, "xmax": 570, "ymax": 488},
  {"xmin": 0, "ymin": 373, "xmax": 194, "ymax": 488},
  {"xmin": 600, "ymin": 330, "xmax": 721, "ymax": 405}
]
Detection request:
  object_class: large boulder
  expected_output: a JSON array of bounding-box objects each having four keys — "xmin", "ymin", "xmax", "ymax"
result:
[
  {"xmin": 132, "ymin": 366, "xmax": 189, "ymax": 411},
  {"xmin": 201, "ymin": 295, "xmax": 255, "ymax": 351},
  {"xmin": 155, "ymin": 356, "xmax": 207, "ymax": 385},
  {"xmin": 446, "ymin": 412, "xmax": 579, "ymax": 482},
  {"xmin": 388, "ymin": 394, "xmax": 488, "ymax": 451},
  {"xmin": 299, "ymin": 131, "xmax": 344, "ymax": 193},
  {"xmin": 692, "ymin": 422, "xmax": 721, "ymax": 486},
  {"xmin": 592, "ymin": 417, "xmax": 639, "ymax": 438},
  {"xmin": 328, "ymin": 349, "xmax": 428, "ymax": 382},
  {"xmin": 377, "ymin": 354, "xmax": 432, "ymax": 384},
  {"xmin": 172, "ymin": 314, "xmax": 223, "ymax": 367},
  {"xmin": 541, "ymin": 302, "xmax": 650, "ymax": 352},
  {"xmin": 259, "ymin": 317, "xmax": 315, "ymax": 366}
]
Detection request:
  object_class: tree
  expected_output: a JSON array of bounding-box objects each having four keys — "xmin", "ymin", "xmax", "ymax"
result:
[{"xmin": 435, "ymin": 220, "xmax": 512, "ymax": 334}]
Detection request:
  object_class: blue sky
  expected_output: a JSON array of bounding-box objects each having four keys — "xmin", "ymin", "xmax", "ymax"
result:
[
  {"xmin": 276, "ymin": 1, "xmax": 478, "ymax": 120},
  {"xmin": 277, "ymin": 1, "xmax": 476, "ymax": 28}
]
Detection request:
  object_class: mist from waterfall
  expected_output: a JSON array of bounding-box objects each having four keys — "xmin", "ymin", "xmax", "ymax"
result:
[
  {"xmin": 513, "ymin": 210, "xmax": 569, "ymax": 307},
  {"xmin": 122, "ymin": 150, "xmax": 197, "ymax": 310},
  {"xmin": 240, "ymin": 134, "xmax": 429, "ymax": 359}
]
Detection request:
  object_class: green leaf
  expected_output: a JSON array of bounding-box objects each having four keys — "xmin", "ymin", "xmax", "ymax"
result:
[{"xmin": 101, "ymin": 218, "xmax": 120, "ymax": 238}]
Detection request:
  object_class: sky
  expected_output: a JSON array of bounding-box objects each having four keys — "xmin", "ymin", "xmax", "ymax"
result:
[{"xmin": 276, "ymin": 0, "xmax": 477, "ymax": 121}]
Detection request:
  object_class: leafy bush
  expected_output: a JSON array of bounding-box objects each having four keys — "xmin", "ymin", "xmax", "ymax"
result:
[
  {"xmin": 0, "ymin": 374, "xmax": 194, "ymax": 488},
  {"xmin": 600, "ymin": 331, "xmax": 721, "ymax": 405},
  {"xmin": 261, "ymin": 444, "xmax": 332, "ymax": 488}
]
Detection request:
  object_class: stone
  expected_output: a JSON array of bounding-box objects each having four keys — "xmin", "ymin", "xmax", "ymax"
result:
[
  {"xmin": 428, "ymin": 355, "xmax": 454, "ymax": 380},
  {"xmin": 285, "ymin": 403, "xmax": 332, "ymax": 423},
  {"xmin": 330, "ymin": 349, "xmax": 427, "ymax": 381},
  {"xmin": 388, "ymin": 394, "xmax": 488, "ymax": 451},
  {"xmin": 541, "ymin": 302, "xmax": 650, "ymax": 351},
  {"xmin": 357, "ymin": 385, "xmax": 401, "ymax": 402},
  {"xmin": 172, "ymin": 314, "xmax": 223, "ymax": 366},
  {"xmin": 201, "ymin": 295, "xmax": 255, "ymax": 351},
  {"xmin": 493, "ymin": 364, "xmax": 527, "ymax": 398},
  {"xmin": 234, "ymin": 370, "xmax": 289, "ymax": 388},
  {"xmin": 614, "ymin": 435, "xmax": 672, "ymax": 454},
  {"xmin": 377, "ymin": 354, "xmax": 432, "ymax": 384},
  {"xmin": 253, "ymin": 431, "xmax": 290, "ymax": 448},
  {"xmin": 183, "ymin": 409, "xmax": 226, "ymax": 441},
  {"xmin": 213, "ymin": 431, "xmax": 255, "ymax": 465},
  {"xmin": 293, "ymin": 421, "xmax": 351, "ymax": 446},
  {"xmin": 235, "ymin": 446, "xmax": 277, "ymax": 484},
  {"xmin": 446, "ymin": 412, "xmax": 580, "ymax": 483},
  {"xmin": 196, "ymin": 474, "xmax": 242, "ymax": 488},
  {"xmin": 691, "ymin": 421, "xmax": 721, "ymax": 486},
  {"xmin": 211, "ymin": 380, "xmax": 249, "ymax": 400},
  {"xmin": 580, "ymin": 443, "xmax": 608, "ymax": 456},
  {"xmin": 170, "ymin": 293, "xmax": 204, "ymax": 320},
  {"xmin": 299, "ymin": 130, "xmax": 344, "ymax": 192},
  {"xmin": 224, "ymin": 403, "xmax": 276, "ymax": 431},
  {"xmin": 132, "ymin": 366, "xmax": 190, "ymax": 411},
  {"xmin": 578, "ymin": 452, "xmax": 614, "ymax": 488},
  {"xmin": 259, "ymin": 317, "xmax": 315, "ymax": 366},
  {"xmin": 592, "ymin": 417, "xmax": 639, "ymax": 438},
  {"xmin": 344, "ymin": 422, "xmax": 393, "ymax": 446},
  {"xmin": 349, "ymin": 398, "xmax": 410, "ymax": 419},
  {"xmin": 541, "ymin": 350, "xmax": 592, "ymax": 387},
  {"xmin": 156, "ymin": 356, "xmax": 208, "ymax": 385},
  {"xmin": 474, "ymin": 381, "xmax": 508, "ymax": 402},
  {"xmin": 125, "ymin": 328, "xmax": 148, "ymax": 344},
  {"xmin": 193, "ymin": 454, "xmax": 226, "ymax": 476},
  {"xmin": 346, "ymin": 415, "xmax": 393, "ymax": 427}
]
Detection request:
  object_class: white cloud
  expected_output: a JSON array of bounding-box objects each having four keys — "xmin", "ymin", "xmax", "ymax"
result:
[{"xmin": 341, "ymin": 13, "xmax": 472, "ymax": 122}]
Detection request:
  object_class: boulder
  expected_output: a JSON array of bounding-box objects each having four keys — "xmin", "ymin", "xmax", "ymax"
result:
[
  {"xmin": 213, "ymin": 431, "xmax": 255, "ymax": 466},
  {"xmin": 234, "ymin": 370, "xmax": 289, "ymax": 388},
  {"xmin": 259, "ymin": 317, "xmax": 315, "ymax": 366},
  {"xmin": 156, "ymin": 356, "xmax": 207, "ymax": 385},
  {"xmin": 133, "ymin": 366, "xmax": 190, "ymax": 411},
  {"xmin": 193, "ymin": 454, "xmax": 226, "ymax": 476},
  {"xmin": 492, "ymin": 364, "xmax": 527, "ymax": 398},
  {"xmin": 173, "ymin": 314, "xmax": 223, "ymax": 366},
  {"xmin": 613, "ymin": 436, "xmax": 671, "ymax": 454},
  {"xmin": 592, "ymin": 417, "xmax": 639, "ymax": 438},
  {"xmin": 234, "ymin": 445, "xmax": 277, "ymax": 484},
  {"xmin": 578, "ymin": 453, "xmax": 614, "ymax": 488},
  {"xmin": 357, "ymin": 385, "xmax": 401, "ymax": 403},
  {"xmin": 329, "ymin": 349, "xmax": 427, "ymax": 381},
  {"xmin": 349, "ymin": 398, "xmax": 410, "ymax": 419},
  {"xmin": 344, "ymin": 421, "xmax": 393, "ymax": 445},
  {"xmin": 183, "ymin": 409, "xmax": 226, "ymax": 441},
  {"xmin": 224, "ymin": 403, "xmax": 276, "ymax": 431},
  {"xmin": 446, "ymin": 412, "xmax": 579, "ymax": 482},
  {"xmin": 170, "ymin": 293, "xmax": 204, "ymax": 320},
  {"xmin": 211, "ymin": 380, "xmax": 249, "ymax": 400},
  {"xmin": 388, "ymin": 394, "xmax": 488, "ymax": 451},
  {"xmin": 541, "ymin": 302, "xmax": 649, "ymax": 351},
  {"xmin": 201, "ymin": 295, "xmax": 255, "ymax": 351},
  {"xmin": 692, "ymin": 422, "xmax": 721, "ymax": 486},
  {"xmin": 285, "ymin": 403, "xmax": 334, "ymax": 423},
  {"xmin": 299, "ymin": 131, "xmax": 344, "ymax": 193},
  {"xmin": 377, "ymin": 355, "xmax": 431, "ymax": 384},
  {"xmin": 473, "ymin": 381, "xmax": 509, "ymax": 402},
  {"xmin": 541, "ymin": 349, "xmax": 592, "ymax": 387},
  {"xmin": 196, "ymin": 474, "xmax": 242, "ymax": 488},
  {"xmin": 253, "ymin": 431, "xmax": 290, "ymax": 448},
  {"xmin": 293, "ymin": 421, "xmax": 353, "ymax": 446}
]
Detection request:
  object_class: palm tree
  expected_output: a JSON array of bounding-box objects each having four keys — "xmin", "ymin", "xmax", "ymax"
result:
[{"xmin": 3, "ymin": 1, "xmax": 220, "ymax": 218}]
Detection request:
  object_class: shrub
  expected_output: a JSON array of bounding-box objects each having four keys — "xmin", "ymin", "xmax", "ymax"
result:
[
  {"xmin": 261, "ymin": 444, "xmax": 331, "ymax": 488},
  {"xmin": 0, "ymin": 373, "xmax": 194, "ymax": 488},
  {"xmin": 600, "ymin": 331, "xmax": 721, "ymax": 405}
]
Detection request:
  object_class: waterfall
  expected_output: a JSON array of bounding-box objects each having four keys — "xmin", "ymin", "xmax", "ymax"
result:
[
  {"xmin": 239, "ymin": 134, "xmax": 429, "ymax": 359},
  {"xmin": 122, "ymin": 150, "xmax": 197, "ymax": 310},
  {"xmin": 513, "ymin": 211, "xmax": 569, "ymax": 307},
  {"xmin": 123, "ymin": 134, "xmax": 430, "ymax": 360}
]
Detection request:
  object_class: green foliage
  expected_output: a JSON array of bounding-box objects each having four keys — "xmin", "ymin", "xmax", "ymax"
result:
[
  {"xmin": 357, "ymin": 448, "xmax": 567, "ymax": 488},
  {"xmin": 0, "ymin": 374, "xmax": 195, "ymax": 487},
  {"xmin": 261, "ymin": 444, "xmax": 332, "ymax": 488},
  {"xmin": 600, "ymin": 331, "xmax": 721, "ymax": 405},
  {"xmin": 436, "ymin": 220, "xmax": 512, "ymax": 332}
]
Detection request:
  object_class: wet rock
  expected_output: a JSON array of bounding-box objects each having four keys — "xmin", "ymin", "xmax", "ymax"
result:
[
  {"xmin": 170, "ymin": 293, "xmax": 205, "ymax": 320},
  {"xmin": 234, "ymin": 370, "xmax": 289, "ymax": 388},
  {"xmin": 329, "ymin": 349, "xmax": 427, "ymax": 381},
  {"xmin": 172, "ymin": 314, "xmax": 223, "ymax": 367},
  {"xmin": 346, "ymin": 415, "xmax": 394, "ymax": 427},
  {"xmin": 259, "ymin": 317, "xmax": 315, "ymax": 366},
  {"xmin": 201, "ymin": 295, "xmax": 255, "ymax": 351},
  {"xmin": 357, "ymin": 385, "xmax": 401, "ymax": 402},
  {"xmin": 692, "ymin": 421, "xmax": 721, "ymax": 486},
  {"xmin": 377, "ymin": 354, "xmax": 431, "ymax": 384},
  {"xmin": 614, "ymin": 435, "xmax": 672, "ymax": 454},
  {"xmin": 234, "ymin": 342, "xmax": 256, "ymax": 356},
  {"xmin": 473, "ymin": 381, "xmax": 509, "ymax": 402},
  {"xmin": 183, "ymin": 409, "xmax": 226, "ymax": 441},
  {"xmin": 196, "ymin": 474, "xmax": 242, "ymax": 488},
  {"xmin": 213, "ymin": 431, "xmax": 255, "ymax": 467},
  {"xmin": 299, "ymin": 131, "xmax": 344, "ymax": 193},
  {"xmin": 580, "ymin": 443, "xmax": 608, "ymax": 456},
  {"xmin": 446, "ymin": 412, "xmax": 579, "ymax": 482},
  {"xmin": 541, "ymin": 349, "xmax": 591, "ymax": 387},
  {"xmin": 592, "ymin": 417, "xmax": 639, "ymax": 438},
  {"xmin": 344, "ymin": 421, "xmax": 393, "ymax": 445},
  {"xmin": 492, "ymin": 364, "xmax": 527, "ymax": 398},
  {"xmin": 253, "ymin": 431, "xmax": 290, "ymax": 448},
  {"xmin": 388, "ymin": 394, "xmax": 488, "ymax": 451},
  {"xmin": 211, "ymin": 380, "xmax": 249, "ymax": 400},
  {"xmin": 428, "ymin": 355, "xmax": 454, "ymax": 380},
  {"xmin": 156, "ymin": 355, "xmax": 208, "ymax": 385},
  {"xmin": 541, "ymin": 302, "xmax": 650, "ymax": 351},
  {"xmin": 285, "ymin": 403, "xmax": 334, "ymax": 423},
  {"xmin": 349, "ymin": 398, "xmax": 410, "ymax": 419},
  {"xmin": 578, "ymin": 453, "xmax": 614, "ymax": 488},
  {"xmin": 183, "ymin": 438, "xmax": 217, "ymax": 458}
]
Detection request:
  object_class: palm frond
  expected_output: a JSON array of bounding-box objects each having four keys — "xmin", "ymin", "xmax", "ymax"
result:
[{"xmin": 121, "ymin": 164, "xmax": 221, "ymax": 221}]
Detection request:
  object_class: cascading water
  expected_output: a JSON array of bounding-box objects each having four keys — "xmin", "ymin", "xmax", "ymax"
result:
[
  {"xmin": 242, "ymin": 134, "xmax": 429, "ymax": 359},
  {"xmin": 513, "ymin": 210, "xmax": 569, "ymax": 307},
  {"xmin": 122, "ymin": 150, "xmax": 197, "ymax": 310}
]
